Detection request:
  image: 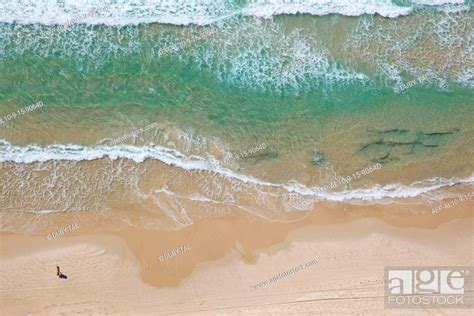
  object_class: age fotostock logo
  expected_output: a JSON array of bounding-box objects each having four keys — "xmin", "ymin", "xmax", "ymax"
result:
[{"xmin": 385, "ymin": 267, "xmax": 473, "ymax": 309}]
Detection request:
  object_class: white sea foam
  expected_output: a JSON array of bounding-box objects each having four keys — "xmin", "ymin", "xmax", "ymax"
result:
[
  {"xmin": 0, "ymin": 0, "xmax": 240, "ymax": 26},
  {"xmin": 0, "ymin": 0, "xmax": 468, "ymax": 26},
  {"xmin": 412, "ymin": 0, "xmax": 465, "ymax": 5},
  {"xmin": 0, "ymin": 1, "xmax": 468, "ymax": 93},
  {"xmin": 186, "ymin": 18, "xmax": 370, "ymax": 93},
  {"xmin": 243, "ymin": 0, "xmax": 412, "ymax": 19},
  {"xmin": 347, "ymin": 7, "xmax": 471, "ymax": 91},
  {"xmin": 1, "ymin": 140, "xmax": 472, "ymax": 204},
  {"xmin": 457, "ymin": 69, "xmax": 474, "ymax": 89}
]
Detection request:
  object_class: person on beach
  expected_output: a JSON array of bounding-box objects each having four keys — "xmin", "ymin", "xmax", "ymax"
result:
[{"xmin": 56, "ymin": 266, "xmax": 67, "ymax": 279}]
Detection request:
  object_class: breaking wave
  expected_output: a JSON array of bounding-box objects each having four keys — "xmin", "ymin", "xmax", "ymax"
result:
[
  {"xmin": 1, "ymin": 140, "xmax": 472, "ymax": 204},
  {"xmin": 0, "ymin": 0, "xmax": 470, "ymax": 26}
]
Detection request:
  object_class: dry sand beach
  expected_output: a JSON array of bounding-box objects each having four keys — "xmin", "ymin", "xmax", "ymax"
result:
[{"xmin": 1, "ymin": 199, "xmax": 473, "ymax": 315}]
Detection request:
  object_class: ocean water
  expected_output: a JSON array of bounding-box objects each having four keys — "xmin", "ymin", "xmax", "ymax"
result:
[{"xmin": 0, "ymin": 0, "xmax": 473, "ymax": 231}]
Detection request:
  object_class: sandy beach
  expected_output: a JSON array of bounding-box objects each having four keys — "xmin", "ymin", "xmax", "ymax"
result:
[{"xmin": 1, "ymin": 200, "xmax": 473, "ymax": 315}]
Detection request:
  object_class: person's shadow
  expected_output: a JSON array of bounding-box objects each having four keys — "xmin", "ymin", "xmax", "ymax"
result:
[{"xmin": 56, "ymin": 266, "xmax": 68, "ymax": 279}]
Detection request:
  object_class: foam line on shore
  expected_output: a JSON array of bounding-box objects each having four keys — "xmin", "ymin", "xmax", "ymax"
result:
[{"xmin": 1, "ymin": 140, "xmax": 472, "ymax": 203}]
